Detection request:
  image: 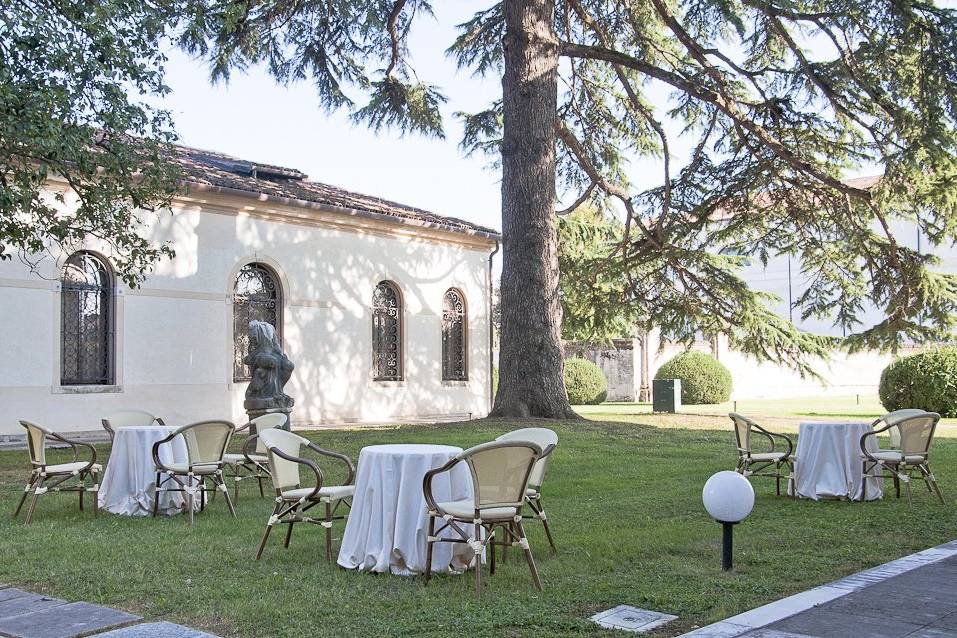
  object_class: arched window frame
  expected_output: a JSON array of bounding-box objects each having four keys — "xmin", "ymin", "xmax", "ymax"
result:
[
  {"xmin": 442, "ymin": 288, "xmax": 468, "ymax": 381},
  {"xmin": 60, "ymin": 251, "xmax": 115, "ymax": 385},
  {"xmin": 233, "ymin": 262, "xmax": 283, "ymax": 382},
  {"xmin": 372, "ymin": 280, "xmax": 403, "ymax": 381}
]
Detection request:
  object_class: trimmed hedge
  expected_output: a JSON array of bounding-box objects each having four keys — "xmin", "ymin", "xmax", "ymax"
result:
[
  {"xmin": 879, "ymin": 347, "xmax": 957, "ymax": 417},
  {"xmin": 564, "ymin": 358, "xmax": 608, "ymax": 405},
  {"xmin": 655, "ymin": 351, "xmax": 732, "ymax": 404}
]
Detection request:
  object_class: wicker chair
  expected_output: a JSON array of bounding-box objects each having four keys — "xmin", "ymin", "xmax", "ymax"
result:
[
  {"xmin": 254, "ymin": 429, "xmax": 355, "ymax": 561},
  {"xmin": 423, "ymin": 440, "xmax": 543, "ymax": 598},
  {"xmin": 14, "ymin": 420, "xmax": 101, "ymax": 524},
  {"xmin": 494, "ymin": 427, "xmax": 558, "ymax": 551},
  {"xmin": 861, "ymin": 410, "xmax": 943, "ymax": 504},
  {"xmin": 151, "ymin": 420, "xmax": 236, "ymax": 525},
  {"xmin": 729, "ymin": 413, "xmax": 794, "ymax": 495},
  {"xmin": 224, "ymin": 413, "xmax": 287, "ymax": 500},
  {"xmin": 101, "ymin": 410, "xmax": 165, "ymax": 443}
]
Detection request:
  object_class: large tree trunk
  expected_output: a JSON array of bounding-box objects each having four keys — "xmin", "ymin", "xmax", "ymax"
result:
[{"xmin": 491, "ymin": 0, "xmax": 578, "ymax": 419}]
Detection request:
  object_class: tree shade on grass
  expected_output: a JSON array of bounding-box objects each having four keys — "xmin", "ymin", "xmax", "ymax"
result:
[{"xmin": 0, "ymin": 416, "xmax": 953, "ymax": 637}]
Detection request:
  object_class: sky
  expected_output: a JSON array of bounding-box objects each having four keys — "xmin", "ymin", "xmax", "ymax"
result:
[{"xmin": 159, "ymin": 4, "xmax": 507, "ymax": 233}]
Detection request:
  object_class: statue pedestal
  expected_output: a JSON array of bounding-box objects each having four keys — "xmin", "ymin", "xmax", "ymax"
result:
[{"xmin": 245, "ymin": 407, "xmax": 292, "ymax": 432}]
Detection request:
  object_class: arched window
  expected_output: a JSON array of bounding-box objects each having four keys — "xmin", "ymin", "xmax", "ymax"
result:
[
  {"xmin": 372, "ymin": 281, "xmax": 402, "ymax": 381},
  {"xmin": 442, "ymin": 288, "xmax": 468, "ymax": 381},
  {"xmin": 234, "ymin": 263, "xmax": 282, "ymax": 382},
  {"xmin": 60, "ymin": 252, "xmax": 114, "ymax": 385}
]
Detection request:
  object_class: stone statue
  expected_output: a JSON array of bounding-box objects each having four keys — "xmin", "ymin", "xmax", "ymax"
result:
[{"xmin": 243, "ymin": 320, "xmax": 294, "ymax": 412}]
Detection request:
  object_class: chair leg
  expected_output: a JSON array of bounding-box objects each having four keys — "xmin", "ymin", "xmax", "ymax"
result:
[
  {"xmin": 258, "ymin": 475, "xmax": 265, "ymax": 498},
  {"xmin": 473, "ymin": 521, "xmax": 482, "ymax": 599},
  {"xmin": 775, "ymin": 463, "xmax": 781, "ymax": 496},
  {"xmin": 861, "ymin": 461, "xmax": 868, "ymax": 502},
  {"xmin": 13, "ymin": 477, "xmax": 35, "ymax": 519},
  {"xmin": 515, "ymin": 519, "xmax": 543, "ymax": 591},
  {"xmin": 284, "ymin": 520, "xmax": 295, "ymax": 549},
  {"xmin": 923, "ymin": 465, "xmax": 945, "ymax": 505},
  {"xmin": 215, "ymin": 473, "xmax": 237, "ymax": 517},
  {"xmin": 79, "ymin": 481, "xmax": 84, "ymax": 511},
  {"xmin": 256, "ymin": 503, "xmax": 281, "ymax": 559},
  {"xmin": 91, "ymin": 472, "xmax": 98, "ymax": 517},
  {"xmin": 152, "ymin": 472, "xmax": 162, "ymax": 517},
  {"xmin": 489, "ymin": 525, "xmax": 497, "ymax": 575},
  {"xmin": 324, "ymin": 501, "xmax": 333, "ymax": 562},
  {"xmin": 25, "ymin": 479, "xmax": 43, "ymax": 525},
  {"xmin": 424, "ymin": 515, "xmax": 435, "ymax": 583},
  {"xmin": 529, "ymin": 497, "xmax": 556, "ymax": 552}
]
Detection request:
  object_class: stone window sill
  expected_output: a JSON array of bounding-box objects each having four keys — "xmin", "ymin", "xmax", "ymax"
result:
[{"xmin": 53, "ymin": 385, "xmax": 122, "ymax": 395}]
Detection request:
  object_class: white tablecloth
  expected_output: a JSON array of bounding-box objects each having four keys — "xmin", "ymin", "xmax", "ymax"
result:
[
  {"xmin": 791, "ymin": 422, "xmax": 883, "ymax": 501},
  {"xmin": 98, "ymin": 426, "xmax": 195, "ymax": 516},
  {"xmin": 337, "ymin": 443, "xmax": 475, "ymax": 576}
]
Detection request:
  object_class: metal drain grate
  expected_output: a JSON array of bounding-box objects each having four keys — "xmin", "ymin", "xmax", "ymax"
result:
[{"xmin": 591, "ymin": 605, "xmax": 678, "ymax": 633}]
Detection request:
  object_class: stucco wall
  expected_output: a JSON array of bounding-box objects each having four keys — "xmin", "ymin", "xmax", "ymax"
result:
[{"xmin": 0, "ymin": 193, "xmax": 495, "ymax": 435}]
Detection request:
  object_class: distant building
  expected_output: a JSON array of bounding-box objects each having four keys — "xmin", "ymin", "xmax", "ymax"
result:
[{"xmin": 0, "ymin": 145, "xmax": 499, "ymax": 435}]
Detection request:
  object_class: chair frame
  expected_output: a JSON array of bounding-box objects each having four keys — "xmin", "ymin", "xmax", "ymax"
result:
[
  {"xmin": 860, "ymin": 411, "xmax": 944, "ymax": 505},
  {"xmin": 495, "ymin": 429, "xmax": 559, "ymax": 553},
  {"xmin": 225, "ymin": 414, "xmax": 286, "ymax": 501},
  {"xmin": 255, "ymin": 438, "xmax": 355, "ymax": 562},
  {"xmin": 151, "ymin": 420, "xmax": 237, "ymax": 525},
  {"xmin": 14, "ymin": 420, "xmax": 100, "ymax": 524},
  {"xmin": 101, "ymin": 410, "xmax": 165, "ymax": 443},
  {"xmin": 422, "ymin": 440, "xmax": 543, "ymax": 598},
  {"xmin": 730, "ymin": 413, "xmax": 794, "ymax": 495}
]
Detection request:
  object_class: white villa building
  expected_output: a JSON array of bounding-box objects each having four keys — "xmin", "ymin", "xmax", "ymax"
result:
[{"xmin": 0, "ymin": 145, "xmax": 499, "ymax": 436}]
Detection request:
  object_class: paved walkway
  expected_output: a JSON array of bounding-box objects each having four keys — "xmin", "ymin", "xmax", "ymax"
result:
[
  {"xmin": 683, "ymin": 540, "xmax": 957, "ymax": 637},
  {"xmin": 0, "ymin": 585, "xmax": 219, "ymax": 638}
]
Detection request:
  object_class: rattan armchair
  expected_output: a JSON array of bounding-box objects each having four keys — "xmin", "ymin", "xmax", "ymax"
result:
[
  {"xmin": 861, "ymin": 410, "xmax": 943, "ymax": 504},
  {"xmin": 729, "ymin": 413, "xmax": 794, "ymax": 495},
  {"xmin": 101, "ymin": 410, "xmax": 165, "ymax": 443},
  {"xmin": 423, "ymin": 440, "xmax": 543, "ymax": 598},
  {"xmin": 151, "ymin": 420, "xmax": 236, "ymax": 525},
  {"xmin": 224, "ymin": 413, "xmax": 287, "ymax": 500},
  {"xmin": 14, "ymin": 421, "xmax": 101, "ymax": 524},
  {"xmin": 494, "ymin": 427, "xmax": 558, "ymax": 551},
  {"xmin": 254, "ymin": 429, "xmax": 355, "ymax": 561}
]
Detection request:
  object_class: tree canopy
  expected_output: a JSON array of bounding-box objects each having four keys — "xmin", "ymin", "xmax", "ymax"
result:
[{"xmin": 0, "ymin": 1, "xmax": 181, "ymax": 286}]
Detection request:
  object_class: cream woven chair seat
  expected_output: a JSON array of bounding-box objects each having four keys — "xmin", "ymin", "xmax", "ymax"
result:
[
  {"xmin": 747, "ymin": 452, "xmax": 789, "ymax": 462},
  {"xmin": 223, "ymin": 453, "xmax": 268, "ymax": 464},
  {"xmin": 281, "ymin": 485, "xmax": 355, "ymax": 502},
  {"xmin": 436, "ymin": 499, "xmax": 517, "ymax": 521},
  {"xmin": 44, "ymin": 461, "xmax": 103, "ymax": 475},
  {"xmin": 871, "ymin": 450, "xmax": 927, "ymax": 463},
  {"xmin": 163, "ymin": 462, "xmax": 221, "ymax": 475}
]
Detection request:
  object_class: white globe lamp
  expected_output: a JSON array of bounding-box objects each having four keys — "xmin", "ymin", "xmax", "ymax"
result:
[{"xmin": 702, "ymin": 471, "xmax": 755, "ymax": 571}]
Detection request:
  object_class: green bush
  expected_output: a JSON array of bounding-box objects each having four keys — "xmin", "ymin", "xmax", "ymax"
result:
[
  {"xmin": 879, "ymin": 347, "xmax": 957, "ymax": 417},
  {"xmin": 564, "ymin": 358, "xmax": 608, "ymax": 405},
  {"xmin": 655, "ymin": 351, "xmax": 732, "ymax": 404}
]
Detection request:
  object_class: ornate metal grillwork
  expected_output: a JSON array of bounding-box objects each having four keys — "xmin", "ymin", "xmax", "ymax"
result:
[
  {"xmin": 234, "ymin": 263, "xmax": 282, "ymax": 381},
  {"xmin": 60, "ymin": 252, "xmax": 113, "ymax": 385},
  {"xmin": 372, "ymin": 281, "xmax": 402, "ymax": 381},
  {"xmin": 442, "ymin": 289, "xmax": 467, "ymax": 381}
]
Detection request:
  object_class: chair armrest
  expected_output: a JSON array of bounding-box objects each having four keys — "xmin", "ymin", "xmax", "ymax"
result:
[
  {"xmin": 155, "ymin": 417, "xmax": 166, "ymax": 426},
  {"xmin": 241, "ymin": 435, "xmax": 269, "ymax": 475},
  {"xmin": 151, "ymin": 431, "xmax": 180, "ymax": 473},
  {"xmin": 305, "ymin": 443, "xmax": 356, "ymax": 485},
  {"xmin": 48, "ymin": 431, "xmax": 97, "ymax": 470},
  {"xmin": 539, "ymin": 443, "xmax": 557, "ymax": 459},
  {"xmin": 860, "ymin": 424, "xmax": 892, "ymax": 461},
  {"xmin": 422, "ymin": 456, "xmax": 462, "ymax": 514},
  {"xmin": 768, "ymin": 431, "xmax": 793, "ymax": 458},
  {"xmin": 234, "ymin": 421, "xmax": 252, "ymax": 435},
  {"xmin": 269, "ymin": 446, "xmax": 324, "ymax": 501}
]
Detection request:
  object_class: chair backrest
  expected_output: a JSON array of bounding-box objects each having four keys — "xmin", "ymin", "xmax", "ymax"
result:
[
  {"xmin": 729, "ymin": 413, "xmax": 753, "ymax": 453},
  {"xmin": 461, "ymin": 440, "xmax": 541, "ymax": 510},
  {"xmin": 176, "ymin": 420, "xmax": 234, "ymax": 467},
  {"xmin": 19, "ymin": 420, "xmax": 50, "ymax": 466},
  {"xmin": 883, "ymin": 410, "xmax": 940, "ymax": 457},
  {"xmin": 873, "ymin": 409, "xmax": 928, "ymax": 449},
  {"xmin": 102, "ymin": 410, "xmax": 162, "ymax": 439},
  {"xmin": 248, "ymin": 413, "xmax": 288, "ymax": 454},
  {"xmin": 259, "ymin": 428, "xmax": 311, "ymax": 490},
  {"xmin": 495, "ymin": 427, "xmax": 558, "ymax": 489}
]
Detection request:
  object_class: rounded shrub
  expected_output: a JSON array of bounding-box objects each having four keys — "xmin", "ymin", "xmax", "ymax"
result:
[
  {"xmin": 655, "ymin": 351, "xmax": 732, "ymax": 404},
  {"xmin": 879, "ymin": 347, "xmax": 957, "ymax": 417},
  {"xmin": 563, "ymin": 358, "xmax": 608, "ymax": 405}
]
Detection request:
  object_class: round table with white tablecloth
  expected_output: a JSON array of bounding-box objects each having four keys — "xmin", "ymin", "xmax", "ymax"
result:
[
  {"xmin": 790, "ymin": 422, "xmax": 883, "ymax": 501},
  {"xmin": 337, "ymin": 443, "xmax": 475, "ymax": 575},
  {"xmin": 98, "ymin": 425, "xmax": 196, "ymax": 516}
]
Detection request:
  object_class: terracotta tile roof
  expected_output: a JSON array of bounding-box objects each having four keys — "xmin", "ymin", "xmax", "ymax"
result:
[{"xmin": 172, "ymin": 144, "xmax": 500, "ymax": 239}]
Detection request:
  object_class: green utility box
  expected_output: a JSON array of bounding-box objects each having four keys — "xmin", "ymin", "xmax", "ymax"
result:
[{"xmin": 653, "ymin": 379, "xmax": 682, "ymax": 413}]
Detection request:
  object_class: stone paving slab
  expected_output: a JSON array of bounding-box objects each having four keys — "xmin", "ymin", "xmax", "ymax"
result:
[
  {"xmin": 0, "ymin": 592, "xmax": 67, "ymax": 619},
  {"xmin": 91, "ymin": 621, "xmax": 220, "ymax": 638},
  {"xmin": 0, "ymin": 601, "xmax": 140, "ymax": 638}
]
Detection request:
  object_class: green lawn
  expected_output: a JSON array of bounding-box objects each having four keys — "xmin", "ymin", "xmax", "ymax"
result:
[
  {"xmin": 0, "ymin": 415, "xmax": 954, "ymax": 637},
  {"xmin": 575, "ymin": 394, "xmax": 888, "ymax": 419}
]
